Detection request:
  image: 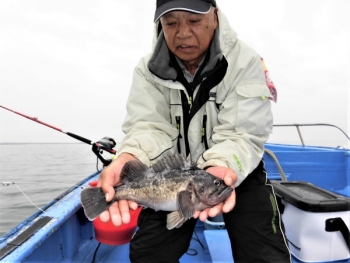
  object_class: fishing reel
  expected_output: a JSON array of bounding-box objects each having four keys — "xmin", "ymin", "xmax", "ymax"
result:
[{"xmin": 92, "ymin": 136, "xmax": 117, "ymax": 166}]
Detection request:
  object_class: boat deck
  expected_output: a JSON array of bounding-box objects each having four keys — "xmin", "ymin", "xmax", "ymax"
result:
[{"xmin": 90, "ymin": 223, "xmax": 214, "ymax": 263}]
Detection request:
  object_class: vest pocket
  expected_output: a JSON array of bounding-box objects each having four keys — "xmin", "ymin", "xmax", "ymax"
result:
[{"xmin": 235, "ymin": 83, "xmax": 273, "ymax": 134}]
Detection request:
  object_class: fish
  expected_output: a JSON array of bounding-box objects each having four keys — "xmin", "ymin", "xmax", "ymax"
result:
[{"xmin": 80, "ymin": 154, "xmax": 233, "ymax": 230}]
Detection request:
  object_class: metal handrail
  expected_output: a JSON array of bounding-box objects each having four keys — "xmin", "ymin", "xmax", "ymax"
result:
[{"xmin": 273, "ymin": 123, "xmax": 350, "ymax": 147}]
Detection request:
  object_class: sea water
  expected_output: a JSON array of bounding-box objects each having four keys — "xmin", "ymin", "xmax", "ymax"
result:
[{"xmin": 0, "ymin": 143, "xmax": 99, "ymax": 236}]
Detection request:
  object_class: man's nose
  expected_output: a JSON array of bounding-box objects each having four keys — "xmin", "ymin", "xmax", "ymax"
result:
[{"xmin": 177, "ymin": 23, "xmax": 192, "ymax": 38}]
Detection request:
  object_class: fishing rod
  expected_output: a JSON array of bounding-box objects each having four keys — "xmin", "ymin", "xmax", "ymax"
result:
[{"xmin": 0, "ymin": 105, "xmax": 116, "ymax": 165}]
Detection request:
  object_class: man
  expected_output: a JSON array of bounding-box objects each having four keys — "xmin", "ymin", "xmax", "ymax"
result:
[{"xmin": 98, "ymin": 0, "xmax": 291, "ymax": 262}]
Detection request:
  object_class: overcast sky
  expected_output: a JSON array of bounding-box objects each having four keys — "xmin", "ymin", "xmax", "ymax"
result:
[{"xmin": 0, "ymin": 0, "xmax": 349, "ymax": 148}]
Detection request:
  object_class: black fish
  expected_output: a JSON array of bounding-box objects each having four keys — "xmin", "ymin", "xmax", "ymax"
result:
[{"xmin": 81, "ymin": 155, "xmax": 233, "ymax": 230}]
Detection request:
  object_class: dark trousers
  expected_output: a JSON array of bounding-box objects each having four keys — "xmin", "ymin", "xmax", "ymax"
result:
[{"xmin": 129, "ymin": 161, "xmax": 292, "ymax": 263}]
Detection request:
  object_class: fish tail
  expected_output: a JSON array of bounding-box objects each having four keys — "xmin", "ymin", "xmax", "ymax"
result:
[{"xmin": 80, "ymin": 187, "xmax": 112, "ymax": 221}]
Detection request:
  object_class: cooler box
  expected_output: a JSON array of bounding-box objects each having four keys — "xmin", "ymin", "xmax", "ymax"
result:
[{"xmin": 271, "ymin": 180, "xmax": 350, "ymax": 262}]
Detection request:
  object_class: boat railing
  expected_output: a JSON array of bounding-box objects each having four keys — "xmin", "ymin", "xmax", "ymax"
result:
[{"xmin": 272, "ymin": 123, "xmax": 350, "ymax": 147}]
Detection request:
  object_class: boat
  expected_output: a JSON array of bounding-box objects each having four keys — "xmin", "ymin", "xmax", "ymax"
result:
[{"xmin": 0, "ymin": 124, "xmax": 349, "ymax": 263}]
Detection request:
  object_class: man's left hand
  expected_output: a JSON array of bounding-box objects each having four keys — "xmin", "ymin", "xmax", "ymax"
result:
[{"xmin": 193, "ymin": 166, "xmax": 237, "ymax": 221}]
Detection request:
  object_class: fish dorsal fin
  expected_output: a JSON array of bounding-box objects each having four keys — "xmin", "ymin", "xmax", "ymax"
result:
[
  {"xmin": 120, "ymin": 159, "xmax": 149, "ymax": 182},
  {"xmin": 151, "ymin": 154, "xmax": 198, "ymax": 173}
]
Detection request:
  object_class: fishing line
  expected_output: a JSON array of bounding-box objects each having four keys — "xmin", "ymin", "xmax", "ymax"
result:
[
  {"xmin": 1, "ymin": 181, "xmax": 81, "ymax": 187},
  {"xmin": 2, "ymin": 182, "xmax": 47, "ymax": 215},
  {"xmin": 193, "ymin": 230, "xmax": 205, "ymax": 250},
  {"xmin": 91, "ymin": 242, "xmax": 101, "ymax": 263},
  {"xmin": 186, "ymin": 230, "xmax": 205, "ymax": 256},
  {"xmin": 96, "ymin": 156, "xmax": 103, "ymax": 173}
]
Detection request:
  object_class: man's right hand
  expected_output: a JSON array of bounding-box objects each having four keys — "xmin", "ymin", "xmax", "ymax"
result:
[{"xmin": 97, "ymin": 153, "xmax": 139, "ymax": 226}]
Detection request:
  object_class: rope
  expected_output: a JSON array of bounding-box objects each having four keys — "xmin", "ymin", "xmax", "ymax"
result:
[{"xmin": 264, "ymin": 149, "xmax": 287, "ymax": 181}]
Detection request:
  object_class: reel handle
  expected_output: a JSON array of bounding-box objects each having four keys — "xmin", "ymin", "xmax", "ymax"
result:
[{"xmin": 92, "ymin": 137, "xmax": 117, "ymax": 166}]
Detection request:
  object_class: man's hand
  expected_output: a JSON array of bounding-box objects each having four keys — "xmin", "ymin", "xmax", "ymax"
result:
[
  {"xmin": 97, "ymin": 153, "xmax": 139, "ymax": 226},
  {"xmin": 193, "ymin": 166, "xmax": 237, "ymax": 221}
]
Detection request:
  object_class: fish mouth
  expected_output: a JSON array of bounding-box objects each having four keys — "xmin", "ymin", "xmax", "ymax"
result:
[
  {"xmin": 196, "ymin": 187, "xmax": 233, "ymax": 206},
  {"xmin": 217, "ymin": 187, "xmax": 233, "ymax": 198}
]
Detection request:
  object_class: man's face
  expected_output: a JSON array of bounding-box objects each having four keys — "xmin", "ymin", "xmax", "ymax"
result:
[{"xmin": 160, "ymin": 8, "xmax": 218, "ymax": 68}]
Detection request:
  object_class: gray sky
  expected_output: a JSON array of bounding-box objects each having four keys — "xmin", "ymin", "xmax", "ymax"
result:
[{"xmin": 0, "ymin": 0, "xmax": 349, "ymax": 148}]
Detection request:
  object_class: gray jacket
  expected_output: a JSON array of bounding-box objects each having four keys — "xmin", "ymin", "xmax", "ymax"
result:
[{"xmin": 117, "ymin": 10, "xmax": 273, "ymax": 186}]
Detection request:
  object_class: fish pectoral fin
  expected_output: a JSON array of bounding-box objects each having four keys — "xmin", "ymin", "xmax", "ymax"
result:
[
  {"xmin": 166, "ymin": 211, "xmax": 186, "ymax": 230},
  {"xmin": 178, "ymin": 190, "xmax": 195, "ymax": 220}
]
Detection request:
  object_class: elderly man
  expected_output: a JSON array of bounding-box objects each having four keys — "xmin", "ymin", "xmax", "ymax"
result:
[{"xmin": 98, "ymin": 0, "xmax": 291, "ymax": 262}]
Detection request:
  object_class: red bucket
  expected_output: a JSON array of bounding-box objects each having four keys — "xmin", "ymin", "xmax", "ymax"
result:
[{"xmin": 88, "ymin": 181, "xmax": 142, "ymax": 245}]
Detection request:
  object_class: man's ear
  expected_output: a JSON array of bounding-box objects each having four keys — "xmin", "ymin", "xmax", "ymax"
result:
[
  {"xmin": 157, "ymin": 22, "xmax": 163, "ymax": 37},
  {"xmin": 213, "ymin": 7, "xmax": 219, "ymax": 29}
]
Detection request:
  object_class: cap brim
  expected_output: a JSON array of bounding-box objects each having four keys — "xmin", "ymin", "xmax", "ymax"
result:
[{"xmin": 154, "ymin": 0, "xmax": 212, "ymax": 22}]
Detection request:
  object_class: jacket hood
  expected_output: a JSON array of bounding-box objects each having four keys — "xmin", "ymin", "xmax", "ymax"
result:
[{"xmin": 148, "ymin": 8, "xmax": 236, "ymax": 81}]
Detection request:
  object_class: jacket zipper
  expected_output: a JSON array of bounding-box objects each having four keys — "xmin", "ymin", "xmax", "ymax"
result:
[
  {"xmin": 201, "ymin": 115, "xmax": 209, "ymax": 150},
  {"xmin": 169, "ymin": 51, "xmax": 228, "ymax": 157},
  {"xmin": 175, "ymin": 116, "xmax": 182, "ymax": 154}
]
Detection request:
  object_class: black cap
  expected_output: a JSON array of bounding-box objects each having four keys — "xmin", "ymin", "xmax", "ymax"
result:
[{"xmin": 154, "ymin": 0, "xmax": 217, "ymax": 22}]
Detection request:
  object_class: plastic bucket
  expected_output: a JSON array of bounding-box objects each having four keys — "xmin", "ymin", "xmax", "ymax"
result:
[{"xmin": 88, "ymin": 181, "xmax": 142, "ymax": 245}]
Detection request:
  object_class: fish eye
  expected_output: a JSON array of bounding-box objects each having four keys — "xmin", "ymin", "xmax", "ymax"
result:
[
  {"xmin": 201, "ymin": 186, "xmax": 205, "ymax": 192},
  {"xmin": 214, "ymin": 180, "xmax": 221, "ymax": 186}
]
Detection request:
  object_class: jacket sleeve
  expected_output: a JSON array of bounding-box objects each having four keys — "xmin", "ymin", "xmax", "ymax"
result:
[
  {"xmin": 116, "ymin": 57, "xmax": 178, "ymax": 167},
  {"xmin": 197, "ymin": 54, "xmax": 273, "ymax": 187}
]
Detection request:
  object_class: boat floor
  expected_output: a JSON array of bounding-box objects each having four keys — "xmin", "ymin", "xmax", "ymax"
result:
[
  {"xmin": 92, "ymin": 227, "xmax": 213, "ymax": 263},
  {"xmin": 83, "ymin": 221, "xmax": 350, "ymax": 263}
]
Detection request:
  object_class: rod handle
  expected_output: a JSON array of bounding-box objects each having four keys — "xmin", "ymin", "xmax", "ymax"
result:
[{"xmin": 66, "ymin": 132, "xmax": 92, "ymax": 145}]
